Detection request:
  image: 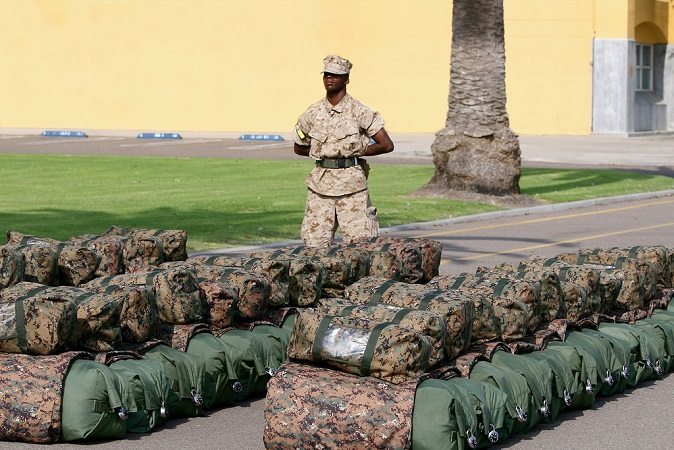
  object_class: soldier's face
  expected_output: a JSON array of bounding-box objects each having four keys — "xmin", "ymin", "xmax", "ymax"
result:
[{"xmin": 323, "ymin": 72, "xmax": 349, "ymax": 94}]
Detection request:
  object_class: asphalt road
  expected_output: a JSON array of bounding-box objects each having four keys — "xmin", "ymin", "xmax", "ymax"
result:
[{"xmin": 1, "ymin": 133, "xmax": 674, "ymax": 449}]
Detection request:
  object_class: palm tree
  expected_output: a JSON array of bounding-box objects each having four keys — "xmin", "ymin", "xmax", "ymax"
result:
[{"xmin": 427, "ymin": 0, "xmax": 520, "ymax": 195}]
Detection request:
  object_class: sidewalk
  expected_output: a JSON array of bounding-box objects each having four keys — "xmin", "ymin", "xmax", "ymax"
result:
[{"xmin": 386, "ymin": 133, "xmax": 674, "ymax": 173}]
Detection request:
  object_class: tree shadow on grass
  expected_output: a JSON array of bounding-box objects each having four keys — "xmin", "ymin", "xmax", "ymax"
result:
[
  {"xmin": 0, "ymin": 207, "xmax": 304, "ymax": 250},
  {"xmin": 520, "ymin": 168, "xmax": 667, "ymax": 197}
]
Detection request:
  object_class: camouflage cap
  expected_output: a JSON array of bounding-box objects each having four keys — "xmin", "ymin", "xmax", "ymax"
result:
[{"xmin": 322, "ymin": 55, "xmax": 352, "ymax": 75}]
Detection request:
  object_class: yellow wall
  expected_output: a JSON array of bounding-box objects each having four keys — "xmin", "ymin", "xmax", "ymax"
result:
[
  {"xmin": 504, "ymin": 0, "xmax": 595, "ymax": 134},
  {"xmin": 0, "ymin": 0, "xmax": 452, "ymax": 134},
  {"xmin": 0, "ymin": 0, "xmax": 669, "ymax": 135}
]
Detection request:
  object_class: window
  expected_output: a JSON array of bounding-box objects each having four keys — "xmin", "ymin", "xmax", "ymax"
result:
[{"xmin": 635, "ymin": 43, "xmax": 653, "ymax": 91}]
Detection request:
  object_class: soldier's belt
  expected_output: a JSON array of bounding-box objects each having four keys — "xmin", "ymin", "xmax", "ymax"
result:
[{"xmin": 316, "ymin": 157, "xmax": 358, "ymax": 169}]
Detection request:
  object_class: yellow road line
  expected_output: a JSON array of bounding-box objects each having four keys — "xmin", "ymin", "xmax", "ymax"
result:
[
  {"xmin": 441, "ymin": 221, "xmax": 674, "ymax": 265},
  {"xmin": 415, "ymin": 197, "xmax": 674, "ymax": 239}
]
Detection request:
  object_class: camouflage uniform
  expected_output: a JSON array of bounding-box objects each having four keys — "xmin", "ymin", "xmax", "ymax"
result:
[{"xmin": 294, "ymin": 56, "xmax": 385, "ymax": 247}]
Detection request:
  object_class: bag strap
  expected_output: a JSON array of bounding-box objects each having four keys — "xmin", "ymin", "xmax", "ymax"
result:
[
  {"xmin": 493, "ymin": 279, "xmax": 510, "ymax": 298},
  {"xmin": 360, "ymin": 322, "xmax": 389, "ymax": 377},
  {"xmin": 450, "ymin": 276, "xmax": 466, "ymax": 290},
  {"xmin": 418, "ymin": 289, "xmax": 443, "ymax": 310},
  {"xmin": 368, "ymin": 279, "xmax": 397, "ymax": 305}
]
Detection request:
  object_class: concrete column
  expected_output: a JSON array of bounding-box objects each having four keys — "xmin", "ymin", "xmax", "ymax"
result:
[
  {"xmin": 592, "ymin": 38, "xmax": 635, "ymax": 134},
  {"xmin": 665, "ymin": 44, "xmax": 674, "ymax": 131}
]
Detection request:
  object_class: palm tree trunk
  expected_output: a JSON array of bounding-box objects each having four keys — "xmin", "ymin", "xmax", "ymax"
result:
[{"xmin": 428, "ymin": 0, "xmax": 521, "ymax": 195}]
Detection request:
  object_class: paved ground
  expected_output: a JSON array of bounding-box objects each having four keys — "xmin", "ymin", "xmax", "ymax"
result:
[{"xmin": 1, "ymin": 132, "xmax": 673, "ymax": 449}]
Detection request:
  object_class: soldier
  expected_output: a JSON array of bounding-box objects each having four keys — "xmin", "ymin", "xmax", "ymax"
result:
[{"xmin": 293, "ymin": 54, "xmax": 394, "ymax": 247}]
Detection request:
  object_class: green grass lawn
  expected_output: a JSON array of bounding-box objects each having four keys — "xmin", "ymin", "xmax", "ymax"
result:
[{"xmin": 1, "ymin": 154, "xmax": 672, "ymax": 250}]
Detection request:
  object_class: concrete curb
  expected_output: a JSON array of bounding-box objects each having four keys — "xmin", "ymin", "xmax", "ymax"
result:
[{"xmin": 191, "ymin": 189, "xmax": 674, "ymax": 256}]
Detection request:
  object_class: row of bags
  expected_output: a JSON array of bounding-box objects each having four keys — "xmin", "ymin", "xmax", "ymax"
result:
[
  {"xmin": 0, "ymin": 319, "xmax": 293, "ymax": 444},
  {"xmin": 264, "ymin": 304, "xmax": 674, "ymax": 449},
  {"xmin": 284, "ymin": 250, "xmax": 674, "ymax": 385},
  {"xmin": 0, "ymin": 227, "xmax": 188, "ymax": 287}
]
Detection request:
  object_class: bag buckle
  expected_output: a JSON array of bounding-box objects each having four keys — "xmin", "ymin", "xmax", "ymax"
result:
[
  {"xmin": 115, "ymin": 406, "xmax": 129, "ymax": 420},
  {"xmin": 540, "ymin": 398, "xmax": 550, "ymax": 417},
  {"xmin": 585, "ymin": 378, "xmax": 595, "ymax": 394},
  {"xmin": 604, "ymin": 370, "xmax": 614, "ymax": 386},
  {"xmin": 265, "ymin": 366, "xmax": 278, "ymax": 377},
  {"xmin": 160, "ymin": 400, "xmax": 168, "ymax": 418},
  {"xmin": 563, "ymin": 389, "xmax": 573, "ymax": 406},
  {"xmin": 191, "ymin": 389, "xmax": 203, "ymax": 407},
  {"xmin": 654, "ymin": 359, "xmax": 663, "ymax": 375},
  {"xmin": 515, "ymin": 404, "xmax": 528, "ymax": 423},
  {"xmin": 488, "ymin": 424, "xmax": 499, "ymax": 443},
  {"xmin": 621, "ymin": 364, "xmax": 630, "ymax": 379},
  {"xmin": 466, "ymin": 429, "xmax": 478, "ymax": 448},
  {"xmin": 232, "ymin": 380, "xmax": 243, "ymax": 393}
]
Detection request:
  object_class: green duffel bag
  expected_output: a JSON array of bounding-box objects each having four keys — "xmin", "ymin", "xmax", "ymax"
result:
[
  {"xmin": 216, "ymin": 328, "xmax": 269, "ymax": 401},
  {"xmin": 412, "ymin": 378, "xmax": 482, "ymax": 450},
  {"xmin": 490, "ymin": 350, "xmax": 557, "ymax": 425},
  {"xmin": 108, "ymin": 357, "xmax": 171, "ymax": 433},
  {"xmin": 597, "ymin": 323, "xmax": 658, "ymax": 385},
  {"xmin": 245, "ymin": 322, "xmax": 290, "ymax": 396},
  {"xmin": 182, "ymin": 332, "xmax": 242, "ymax": 409},
  {"xmin": 138, "ymin": 342, "xmax": 207, "ymax": 418},
  {"xmin": 544, "ymin": 342, "xmax": 599, "ymax": 410},
  {"xmin": 521, "ymin": 348, "xmax": 577, "ymax": 418},
  {"xmin": 469, "ymin": 360, "xmax": 532, "ymax": 434},
  {"xmin": 580, "ymin": 328, "xmax": 631, "ymax": 393},
  {"xmin": 61, "ymin": 359, "xmax": 128, "ymax": 442},
  {"xmin": 565, "ymin": 330, "xmax": 623, "ymax": 397},
  {"xmin": 634, "ymin": 319, "xmax": 674, "ymax": 374}
]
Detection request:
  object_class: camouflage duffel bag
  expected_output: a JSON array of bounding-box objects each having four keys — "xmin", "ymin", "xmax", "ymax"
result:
[
  {"xmin": 90, "ymin": 284, "xmax": 160, "ymax": 343},
  {"xmin": 2, "ymin": 282, "xmax": 122, "ymax": 352},
  {"xmin": 198, "ymin": 280, "xmax": 239, "ymax": 328},
  {"xmin": 250, "ymin": 250, "xmax": 327, "ymax": 307},
  {"xmin": 282, "ymin": 245, "xmax": 371, "ymax": 287},
  {"xmin": 104, "ymin": 225, "xmax": 187, "ymax": 262},
  {"xmin": 344, "ymin": 276, "xmax": 474, "ymax": 358},
  {"xmin": 8, "ymin": 243, "xmax": 59, "ymax": 285},
  {"xmin": 345, "ymin": 237, "xmax": 425, "ymax": 284},
  {"xmin": 160, "ymin": 323, "xmax": 242, "ymax": 409},
  {"xmin": 6, "ymin": 232, "xmax": 101, "ymax": 286},
  {"xmin": 180, "ymin": 263, "xmax": 270, "ymax": 321},
  {"xmin": 0, "ymin": 244, "xmax": 24, "ymax": 289},
  {"xmin": 478, "ymin": 266, "xmax": 565, "ymax": 324},
  {"xmin": 317, "ymin": 298, "xmax": 446, "ymax": 366},
  {"xmin": 68, "ymin": 234, "xmax": 125, "ymax": 277},
  {"xmin": 131, "ymin": 340, "xmax": 208, "ymax": 418},
  {"xmin": 277, "ymin": 249, "xmax": 354, "ymax": 298},
  {"xmin": 413, "ymin": 376, "xmax": 510, "ymax": 450},
  {"xmin": 355, "ymin": 236, "xmax": 441, "ymax": 283},
  {"xmin": 265, "ymin": 361, "xmax": 418, "ymax": 450},
  {"xmin": 287, "ymin": 309, "xmax": 432, "ymax": 384},
  {"xmin": 0, "ymin": 351, "xmax": 97, "ymax": 443},
  {"xmin": 97, "ymin": 351, "xmax": 171, "ymax": 433},
  {"xmin": 0, "ymin": 282, "xmax": 78, "ymax": 354},
  {"xmin": 189, "ymin": 254, "xmax": 290, "ymax": 307},
  {"xmin": 556, "ymin": 252, "xmax": 653, "ymax": 313},
  {"xmin": 610, "ymin": 245, "xmax": 673, "ymax": 288},
  {"xmin": 433, "ymin": 274, "xmax": 539, "ymax": 342},
  {"xmin": 84, "ymin": 267, "xmax": 204, "ymax": 324},
  {"xmin": 61, "ymin": 358, "xmax": 129, "ymax": 442}
]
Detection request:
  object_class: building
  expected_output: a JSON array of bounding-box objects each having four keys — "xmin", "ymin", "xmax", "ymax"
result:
[{"xmin": 0, "ymin": 0, "xmax": 671, "ymax": 136}]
